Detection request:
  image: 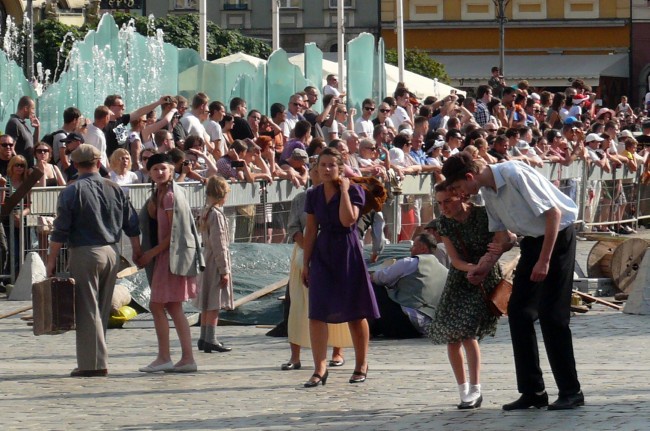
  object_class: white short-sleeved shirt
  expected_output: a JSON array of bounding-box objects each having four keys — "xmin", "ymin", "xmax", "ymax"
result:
[
  {"xmin": 354, "ymin": 117, "xmax": 374, "ymax": 137},
  {"xmin": 390, "ymin": 106, "xmax": 410, "ymax": 128},
  {"xmin": 84, "ymin": 124, "xmax": 109, "ymax": 167},
  {"xmin": 480, "ymin": 161, "xmax": 578, "ymax": 237},
  {"xmin": 322, "ymin": 84, "xmax": 340, "ymax": 97},
  {"xmin": 204, "ymin": 119, "xmax": 223, "ymax": 143},
  {"xmin": 180, "ymin": 113, "xmax": 207, "ymax": 139}
]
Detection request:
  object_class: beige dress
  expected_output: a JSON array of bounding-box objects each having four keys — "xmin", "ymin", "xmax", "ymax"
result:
[
  {"xmin": 287, "ymin": 244, "xmax": 353, "ymax": 348},
  {"xmin": 197, "ymin": 206, "xmax": 235, "ymax": 311}
]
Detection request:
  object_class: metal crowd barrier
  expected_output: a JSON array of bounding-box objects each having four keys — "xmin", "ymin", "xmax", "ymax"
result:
[{"xmin": 3, "ymin": 160, "xmax": 648, "ymax": 284}]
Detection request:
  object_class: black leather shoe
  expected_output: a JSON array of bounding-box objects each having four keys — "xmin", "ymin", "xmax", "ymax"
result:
[
  {"xmin": 329, "ymin": 358, "xmax": 345, "ymax": 367},
  {"xmin": 458, "ymin": 394, "xmax": 483, "ymax": 410},
  {"xmin": 70, "ymin": 368, "xmax": 108, "ymax": 377},
  {"xmin": 203, "ymin": 341, "xmax": 232, "ymax": 353},
  {"xmin": 349, "ymin": 367, "xmax": 368, "ymax": 384},
  {"xmin": 281, "ymin": 361, "xmax": 301, "ymax": 370},
  {"xmin": 304, "ymin": 370, "xmax": 328, "ymax": 388},
  {"xmin": 502, "ymin": 392, "xmax": 549, "ymax": 411},
  {"xmin": 548, "ymin": 391, "xmax": 584, "ymax": 410},
  {"xmin": 197, "ymin": 339, "xmax": 204, "ymax": 351}
]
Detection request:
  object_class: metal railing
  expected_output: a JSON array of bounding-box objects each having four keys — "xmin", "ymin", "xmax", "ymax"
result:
[{"xmin": 2, "ymin": 160, "xmax": 647, "ymax": 284}]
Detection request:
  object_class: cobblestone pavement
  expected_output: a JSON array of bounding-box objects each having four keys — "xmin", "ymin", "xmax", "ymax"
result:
[{"xmin": 1, "ymin": 233, "xmax": 649, "ymax": 431}]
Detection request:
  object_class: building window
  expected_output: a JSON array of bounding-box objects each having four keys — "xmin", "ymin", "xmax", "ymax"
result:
[
  {"xmin": 409, "ymin": 0, "xmax": 443, "ymax": 21},
  {"xmin": 325, "ymin": 11, "xmax": 355, "ymax": 27},
  {"xmin": 328, "ymin": 0, "xmax": 353, "ymax": 8},
  {"xmin": 174, "ymin": 0, "xmax": 197, "ymax": 9},
  {"xmin": 279, "ymin": 0, "xmax": 302, "ymax": 8},
  {"xmin": 224, "ymin": 0, "xmax": 248, "ymax": 10},
  {"xmin": 512, "ymin": 0, "xmax": 546, "ymax": 20},
  {"xmin": 564, "ymin": 0, "xmax": 599, "ymax": 19},
  {"xmin": 460, "ymin": 0, "xmax": 494, "ymax": 20}
]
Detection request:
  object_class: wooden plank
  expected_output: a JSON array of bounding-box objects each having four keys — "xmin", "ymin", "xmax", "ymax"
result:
[
  {"xmin": 1, "ymin": 167, "xmax": 43, "ymax": 216},
  {"xmin": 233, "ymin": 277, "xmax": 289, "ymax": 308},
  {"xmin": 0, "ymin": 305, "xmax": 33, "ymax": 320},
  {"xmin": 116, "ymin": 266, "xmax": 139, "ymax": 279},
  {"xmin": 573, "ymin": 290, "xmax": 623, "ymax": 311}
]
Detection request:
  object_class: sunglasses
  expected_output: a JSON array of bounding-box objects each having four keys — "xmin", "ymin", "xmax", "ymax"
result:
[
  {"xmin": 379, "ymin": 109, "xmax": 391, "ymax": 113},
  {"xmin": 142, "ymin": 156, "xmax": 151, "ymax": 161},
  {"xmin": 364, "ymin": 146, "xmax": 377, "ymax": 150},
  {"xmin": 292, "ymin": 103, "xmax": 303, "ymax": 107},
  {"xmin": 35, "ymin": 149, "xmax": 50, "ymax": 154},
  {"xmin": 14, "ymin": 164, "xmax": 26, "ymax": 168},
  {"xmin": 363, "ymin": 107, "xmax": 375, "ymax": 111},
  {"xmin": 1, "ymin": 143, "xmax": 14, "ymax": 148}
]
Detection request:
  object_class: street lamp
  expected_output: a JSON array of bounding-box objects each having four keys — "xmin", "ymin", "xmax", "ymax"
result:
[{"xmin": 492, "ymin": 0, "xmax": 510, "ymax": 76}]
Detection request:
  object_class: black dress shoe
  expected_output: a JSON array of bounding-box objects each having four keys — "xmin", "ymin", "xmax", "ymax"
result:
[
  {"xmin": 197, "ymin": 339, "xmax": 204, "ymax": 351},
  {"xmin": 203, "ymin": 341, "xmax": 232, "ymax": 353},
  {"xmin": 70, "ymin": 368, "xmax": 108, "ymax": 377},
  {"xmin": 281, "ymin": 361, "xmax": 301, "ymax": 370},
  {"xmin": 458, "ymin": 394, "xmax": 483, "ymax": 410},
  {"xmin": 304, "ymin": 370, "xmax": 328, "ymax": 388},
  {"xmin": 349, "ymin": 367, "xmax": 368, "ymax": 384},
  {"xmin": 548, "ymin": 391, "xmax": 584, "ymax": 410},
  {"xmin": 502, "ymin": 392, "xmax": 549, "ymax": 411}
]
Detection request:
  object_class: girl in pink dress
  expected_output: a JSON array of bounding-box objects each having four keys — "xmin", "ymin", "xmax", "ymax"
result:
[{"xmin": 138, "ymin": 153, "xmax": 198, "ymax": 373}]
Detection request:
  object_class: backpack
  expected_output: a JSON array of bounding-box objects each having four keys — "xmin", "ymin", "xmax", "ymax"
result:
[{"xmin": 42, "ymin": 129, "xmax": 66, "ymax": 146}]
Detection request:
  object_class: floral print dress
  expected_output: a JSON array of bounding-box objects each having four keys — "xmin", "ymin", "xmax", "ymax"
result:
[{"xmin": 428, "ymin": 205, "xmax": 500, "ymax": 344}]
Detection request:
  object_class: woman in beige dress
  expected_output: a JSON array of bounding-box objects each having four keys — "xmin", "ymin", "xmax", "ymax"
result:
[
  {"xmin": 196, "ymin": 175, "xmax": 235, "ymax": 353},
  {"xmin": 282, "ymin": 165, "xmax": 352, "ymax": 370}
]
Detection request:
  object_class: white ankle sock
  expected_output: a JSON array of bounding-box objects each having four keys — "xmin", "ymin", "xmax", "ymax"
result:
[
  {"xmin": 465, "ymin": 384, "xmax": 482, "ymax": 402},
  {"xmin": 458, "ymin": 383, "xmax": 469, "ymax": 402}
]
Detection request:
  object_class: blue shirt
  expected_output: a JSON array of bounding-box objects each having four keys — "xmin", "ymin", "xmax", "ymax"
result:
[
  {"xmin": 51, "ymin": 172, "xmax": 140, "ymax": 247},
  {"xmin": 481, "ymin": 161, "xmax": 577, "ymax": 238}
]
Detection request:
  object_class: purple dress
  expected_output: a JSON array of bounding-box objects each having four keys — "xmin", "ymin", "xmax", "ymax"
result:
[{"xmin": 305, "ymin": 183, "xmax": 380, "ymax": 323}]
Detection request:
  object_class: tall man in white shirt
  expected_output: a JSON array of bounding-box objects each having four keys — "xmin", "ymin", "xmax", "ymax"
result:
[
  {"xmin": 180, "ymin": 92, "xmax": 212, "ymax": 152},
  {"xmin": 354, "ymin": 98, "xmax": 375, "ymax": 138},
  {"xmin": 442, "ymin": 154, "xmax": 583, "ymax": 412},
  {"xmin": 85, "ymin": 106, "xmax": 110, "ymax": 169}
]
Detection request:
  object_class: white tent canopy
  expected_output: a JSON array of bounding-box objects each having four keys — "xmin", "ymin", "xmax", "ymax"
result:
[{"xmin": 288, "ymin": 53, "xmax": 465, "ymax": 99}]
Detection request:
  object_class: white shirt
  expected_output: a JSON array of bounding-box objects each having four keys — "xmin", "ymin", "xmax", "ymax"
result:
[
  {"xmin": 109, "ymin": 170, "xmax": 139, "ymax": 196},
  {"xmin": 180, "ymin": 113, "xmax": 207, "ymax": 138},
  {"xmin": 481, "ymin": 161, "xmax": 578, "ymax": 237},
  {"xmin": 354, "ymin": 117, "xmax": 374, "ymax": 137},
  {"xmin": 203, "ymin": 119, "xmax": 223, "ymax": 143},
  {"xmin": 322, "ymin": 84, "xmax": 340, "ymax": 97},
  {"xmin": 390, "ymin": 106, "xmax": 410, "ymax": 128},
  {"xmin": 84, "ymin": 124, "xmax": 109, "ymax": 167}
]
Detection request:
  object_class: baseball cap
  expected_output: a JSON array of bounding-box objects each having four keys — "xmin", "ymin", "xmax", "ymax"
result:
[
  {"xmin": 70, "ymin": 144, "xmax": 101, "ymax": 163},
  {"xmin": 61, "ymin": 132, "xmax": 85, "ymax": 144},
  {"xmin": 585, "ymin": 133, "xmax": 604, "ymax": 143}
]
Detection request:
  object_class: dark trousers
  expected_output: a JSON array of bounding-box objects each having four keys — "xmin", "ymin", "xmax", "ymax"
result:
[
  {"xmin": 508, "ymin": 225, "xmax": 581, "ymax": 396},
  {"xmin": 369, "ymin": 283, "xmax": 421, "ymax": 339}
]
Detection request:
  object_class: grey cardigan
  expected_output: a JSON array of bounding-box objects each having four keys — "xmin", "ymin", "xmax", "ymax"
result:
[{"xmin": 139, "ymin": 181, "xmax": 205, "ymax": 283}]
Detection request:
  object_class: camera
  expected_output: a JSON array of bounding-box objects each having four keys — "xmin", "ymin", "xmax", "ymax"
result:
[
  {"xmin": 231, "ymin": 160, "xmax": 245, "ymax": 168},
  {"xmin": 182, "ymin": 160, "xmax": 191, "ymax": 166}
]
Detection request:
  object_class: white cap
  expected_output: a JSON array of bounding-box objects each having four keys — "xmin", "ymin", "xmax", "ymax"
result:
[{"xmin": 585, "ymin": 133, "xmax": 604, "ymax": 143}]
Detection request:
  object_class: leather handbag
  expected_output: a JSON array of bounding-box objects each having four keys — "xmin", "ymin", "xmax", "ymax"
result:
[
  {"xmin": 479, "ymin": 278, "xmax": 512, "ymax": 317},
  {"xmin": 454, "ymin": 227, "xmax": 511, "ymax": 317}
]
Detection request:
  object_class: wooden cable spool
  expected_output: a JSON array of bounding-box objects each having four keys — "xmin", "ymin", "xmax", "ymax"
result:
[{"xmin": 587, "ymin": 238, "xmax": 649, "ymax": 293}]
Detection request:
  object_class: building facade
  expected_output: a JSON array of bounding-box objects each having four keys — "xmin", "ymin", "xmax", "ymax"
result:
[
  {"xmin": 380, "ymin": 0, "xmax": 632, "ymax": 105},
  {"xmin": 632, "ymin": 0, "xmax": 650, "ymax": 107},
  {"xmin": 146, "ymin": 0, "xmax": 380, "ymax": 53}
]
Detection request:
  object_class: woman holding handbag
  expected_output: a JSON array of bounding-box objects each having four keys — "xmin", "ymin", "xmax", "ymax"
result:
[{"xmin": 428, "ymin": 181, "xmax": 508, "ymax": 409}]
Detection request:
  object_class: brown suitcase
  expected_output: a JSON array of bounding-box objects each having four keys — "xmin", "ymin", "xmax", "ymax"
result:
[{"xmin": 32, "ymin": 278, "xmax": 76, "ymax": 336}]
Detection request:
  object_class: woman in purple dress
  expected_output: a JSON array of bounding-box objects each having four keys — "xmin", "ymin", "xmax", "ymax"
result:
[{"xmin": 302, "ymin": 147, "xmax": 380, "ymax": 388}]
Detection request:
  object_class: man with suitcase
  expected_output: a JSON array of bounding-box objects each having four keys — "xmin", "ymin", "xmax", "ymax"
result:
[{"xmin": 47, "ymin": 144, "xmax": 142, "ymax": 377}]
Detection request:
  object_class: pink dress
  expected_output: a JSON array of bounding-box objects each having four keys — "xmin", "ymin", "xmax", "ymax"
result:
[{"xmin": 150, "ymin": 189, "xmax": 197, "ymax": 304}]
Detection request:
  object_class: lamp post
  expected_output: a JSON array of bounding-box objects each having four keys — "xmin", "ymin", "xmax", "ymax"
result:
[
  {"xmin": 492, "ymin": 0, "xmax": 509, "ymax": 75},
  {"xmin": 396, "ymin": 0, "xmax": 404, "ymax": 83},
  {"xmin": 25, "ymin": 0, "xmax": 34, "ymax": 80},
  {"xmin": 199, "ymin": 0, "xmax": 206, "ymax": 61},
  {"xmin": 337, "ymin": 0, "xmax": 344, "ymax": 93},
  {"xmin": 272, "ymin": 0, "xmax": 280, "ymax": 51}
]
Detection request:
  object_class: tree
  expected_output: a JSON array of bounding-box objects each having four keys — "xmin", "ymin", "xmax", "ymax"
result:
[
  {"xmin": 385, "ymin": 49, "xmax": 450, "ymax": 84},
  {"xmin": 33, "ymin": 13, "xmax": 271, "ymax": 83}
]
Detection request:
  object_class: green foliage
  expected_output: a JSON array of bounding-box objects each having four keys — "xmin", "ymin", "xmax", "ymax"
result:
[
  {"xmin": 33, "ymin": 19, "xmax": 85, "ymax": 82},
  {"xmin": 33, "ymin": 13, "xmax": 271, "ymax": 83},
  {"xmin": 385, "ymin": 49, "xmax": 450, "ymax": 84}
]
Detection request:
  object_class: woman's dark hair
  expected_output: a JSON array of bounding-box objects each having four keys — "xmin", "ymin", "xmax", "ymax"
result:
[
  {"xmin": 307, "ymin": 137, "xmax": 326, "ymax": 157},
  {"xmin": 393, "ymin": 134, "xmax": 411, "ymax": 149},
  {"xmin": 317, "ymin": 147, "xmax": 344, "ymax": 171},
  {"xmin": 219, "ymin": 114, "xmax": 234, "ymax": 127},
  {"xmin": 184, "ymin": 135, "xmax": 204, "ymax": 152},
  {"xmin": 551, "ymin": 92, "xmax": 566, "ymax": 112}
]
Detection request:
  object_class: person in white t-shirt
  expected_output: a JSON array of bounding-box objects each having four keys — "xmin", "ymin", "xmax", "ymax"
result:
[
  {"xmin": 204, "ymin": 101, "xmax": 226, "ymax": 159},
  {"xmin": 322, "ymin": 74, "xmax": 346, "ymax": 99},
  {"xmin": 354, "ymin": 98, "xmax": 375, "ymax": 138},
  {"xmin": 85, "ymin": 106, "xmax": 110, "ymax": 168},
  {"xmin": 390, "ymin": 87, "xmax": 414, "ymax": 129},
  {"xmin": 180, "ymin": 92, "xmax": 212, "ymax": 152}
]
